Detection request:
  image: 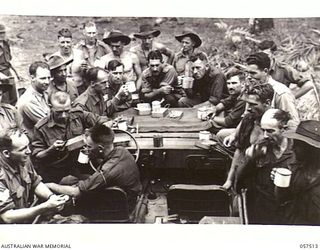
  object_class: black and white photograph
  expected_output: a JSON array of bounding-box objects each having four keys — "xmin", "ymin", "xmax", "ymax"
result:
[{"xmin": 0, "ymin": 0, "xmax": 320, "ymax": 249}]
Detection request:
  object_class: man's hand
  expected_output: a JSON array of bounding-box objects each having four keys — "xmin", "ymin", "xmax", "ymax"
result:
[
  {"xmin": 223, "ymin": 133, "xmax": 236, "ymax": 148},
  {"xmin": 270, "ymin": 168, "xmax": 277, "ymax": 182},
  {"xmin": 51, "ymin": 140, "xmax": 67, "ymax": 152},
  {"xmin": 160, "ymin": 86, "xmax": 173, "ymax": 95},
  {"xmin": 116, "ymin": 85, "xmax": 129, "ymax": 99},
  {"xmin": 44, "ymin": 194, "xmax": 69, "ymax": 212}
]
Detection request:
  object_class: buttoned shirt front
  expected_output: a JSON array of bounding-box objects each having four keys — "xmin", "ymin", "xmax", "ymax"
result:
[
  {"xmin": 190, "ymin": 66, "xmax": 228, "ymax": 105},
  {"xmin": 47, "ymin": 80, "xmax": 79, "ymax": 102},
  {"xmin": 16, "ymin": 86, "xmax": 50, "ymax": 138}
]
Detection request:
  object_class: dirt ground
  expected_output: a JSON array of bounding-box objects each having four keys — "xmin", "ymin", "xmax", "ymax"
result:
[{"xmin": 0, "ymin": 15, "xmax": 319, "ymax": 119}]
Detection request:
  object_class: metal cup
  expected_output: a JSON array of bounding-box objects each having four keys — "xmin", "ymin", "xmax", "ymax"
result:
[
  {"xmin": 78, "ymin": 149, "xmax": 89, "ymax": 164},
  {"xmin": 274, "ymin": 168, "xmax": 292, "ymax": 187},
  {"xmin": 125, "ymin": 81, "xmax": 136, "ymax": 93},
  {"xmin": 152, "ymin": 101, "xmax": 161, "ymax": 113},
  {"xmin": 182, "ymin": 76, "xmax": 194, "ymax": 89}
]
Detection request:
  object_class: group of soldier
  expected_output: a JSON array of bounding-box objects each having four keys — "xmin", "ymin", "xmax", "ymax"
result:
[{"xmin": 0, "ymin": 19, "xmax": 319, "ymax": 224}]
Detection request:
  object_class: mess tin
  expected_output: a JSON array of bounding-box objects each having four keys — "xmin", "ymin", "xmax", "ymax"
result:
[{"xmin": 135, "ymin": 103, "xmax": 151, "ymax": 115}]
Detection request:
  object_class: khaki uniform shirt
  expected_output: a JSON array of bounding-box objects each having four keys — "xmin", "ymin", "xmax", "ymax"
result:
[
  {"xmin": 73, "ymin": 87, "xmax": 106, "ymax": 116},
  {"xmin": 0, "ymin": 158, "xmax": 42, "ymax": 216}
]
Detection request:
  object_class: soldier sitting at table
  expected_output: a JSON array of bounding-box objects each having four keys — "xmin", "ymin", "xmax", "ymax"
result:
[
  {"xmin": 31, "ymin": 91, "xmax": 110, "ymax": 184},
  {"xmin": 209, "ymin": 70, "xmax": 246, "ymax": 134},
  {"xmin": 140, "ymin": 50, "xmax": 183, "ymax": 107},
  {"xmin": 46, "ymin": 123, "xmax": 142, "ymax": 213},
  {"xmin": 104, "ymin": 59, "xmax": 133, "ymax": 116},
  {"xmin": 73, "ymin": 67, "xmax": 109, "ymax": 116},
  {"xmin": 178, "ymin": 52, "xmax": 228, "ymax": 108},
  {"xmin": 0, "ymin": 129, "xmax": 68, "ymax": 224}
]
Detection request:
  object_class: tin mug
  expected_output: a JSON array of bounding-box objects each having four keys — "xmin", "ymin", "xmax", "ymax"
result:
[
  {"xmin": 125, "ymin": 81, "xmax": 136, "ymax": 93},
  {"xmin": 152, "ymin": 101, "xmax": 161, "ymax": 113},
  {"xmin": 78, "ymin": 149, "xmax": 89, "ymax": 164},
  {"xmin": 182, "ymin": 76, "xmax": 194, "ymax": 89},
  {"xmin": 274, "ymin": 168, "xmax": 292, "ymax": 188}
]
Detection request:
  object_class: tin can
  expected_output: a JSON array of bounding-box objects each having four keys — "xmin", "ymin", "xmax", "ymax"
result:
[{"xmin": 153, "ymin": 134, "xmax": 163, "ymax": 147}]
